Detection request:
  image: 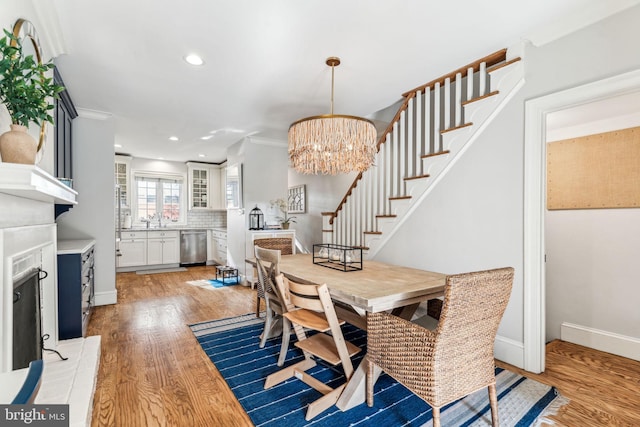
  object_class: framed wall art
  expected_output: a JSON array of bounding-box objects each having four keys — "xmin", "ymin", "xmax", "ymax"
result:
[{"xmin": 288, "ymin": 184, "xmax": 306, "ymax": 214}]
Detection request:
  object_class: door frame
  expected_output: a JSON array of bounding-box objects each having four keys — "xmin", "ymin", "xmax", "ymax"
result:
[{"xmin": 523, "ymin": 68, "xmax": 640, "ymax": 373}]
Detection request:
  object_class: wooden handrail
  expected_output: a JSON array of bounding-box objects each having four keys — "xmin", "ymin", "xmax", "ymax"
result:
[
  {"xmin": 401, "ymin": 48, "xmax": 506, "ymax": 97},
  {"xmin": 329, "ymin": 49, "xmax": 508, "ymax": 224}
]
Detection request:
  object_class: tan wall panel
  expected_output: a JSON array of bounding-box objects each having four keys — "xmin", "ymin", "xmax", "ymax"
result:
[{"xmin": 547, "ymin": 126, "xmax": 640, "ymax": 210}]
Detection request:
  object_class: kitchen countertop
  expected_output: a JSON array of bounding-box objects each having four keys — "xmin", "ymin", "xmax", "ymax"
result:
[
  {"xmin": 119, "ymin": 227, "xmax": 227, "ymax": 232},
  {"xmin": 58, "ymin": 239, "xmax": 96, "ymax": 255}
]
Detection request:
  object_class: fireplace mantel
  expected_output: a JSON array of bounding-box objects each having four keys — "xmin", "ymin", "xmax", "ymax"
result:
[{"xmin": 0, "ymin": 164, "xmax": 77, "ymax": 205}]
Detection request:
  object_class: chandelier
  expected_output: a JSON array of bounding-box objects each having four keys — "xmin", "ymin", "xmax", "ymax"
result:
[{"xmin": 288, "ymin": 57, "xmax": 377, "ymax": 175}]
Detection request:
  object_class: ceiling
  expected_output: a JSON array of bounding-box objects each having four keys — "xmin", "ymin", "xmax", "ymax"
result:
[{"xmin": 46, "ymin": 0, "xmax": 638, "ymax": 163}]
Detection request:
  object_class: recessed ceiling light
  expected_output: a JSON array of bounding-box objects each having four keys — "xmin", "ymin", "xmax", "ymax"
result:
[
  {"xmin": 184, "ymin": 54, "xmax": 204, "ymax": 66},
  {"xmin": 201, "ymin": 135, "xmax": 214, "ymax": 140},
  {"xmin": 169, "ymin": 136, "xmax": 179, "ymax": 141},
  {"xmin": 158, "ymin": 157, "xmax": 165, "ymax": 160},
  {"xmin": 114, "ymin": 144, "xmax": 122, "ymax": 148},
  {"xmin": 198, "ymin": 154, "xmax": 206, "ymax": 158}
]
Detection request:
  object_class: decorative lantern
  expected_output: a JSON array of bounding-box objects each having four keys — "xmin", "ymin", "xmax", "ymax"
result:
[{"xmin": 249, "ymin": 205, "xmax": 264, "ymax": 230}]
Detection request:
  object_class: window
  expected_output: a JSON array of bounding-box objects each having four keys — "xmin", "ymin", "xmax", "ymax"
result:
[{"xmin": 133, "ymin": 173, "xmax": 185, "ymax": 224}]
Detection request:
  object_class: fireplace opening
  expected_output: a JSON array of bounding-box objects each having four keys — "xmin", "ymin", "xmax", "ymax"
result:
[{"xmin": 13, "ymin": 268, "xmax": 43, "ymax": 370}]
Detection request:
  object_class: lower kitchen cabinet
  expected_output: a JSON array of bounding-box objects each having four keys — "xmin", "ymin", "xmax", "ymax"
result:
[
  {"xmin": 57, "ymin": 240, "xmax": 95, "ymax": 340},
  {"xmin": 118, "ymin": 231, "xmax": 147, "ymax": 267},
  {"xmin": 208, "ymin": 229, "xmax": 227, "ymax": 265},
  {"xmin": 147, "ymin": 230, "xmax": 179, "ymax": 265}
]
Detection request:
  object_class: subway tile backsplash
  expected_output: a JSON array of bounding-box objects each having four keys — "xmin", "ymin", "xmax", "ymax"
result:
[{"xmin": 187, "ymin": 210, "xmax": 227, "ymax": 228}]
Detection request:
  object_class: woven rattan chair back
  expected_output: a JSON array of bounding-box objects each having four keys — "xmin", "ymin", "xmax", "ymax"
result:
[
  {"xmin": 253, "ymin": 237, "xmax": 293, "ymax": 255},
  {"xmin": 366, "ymin": 267, "xmax": 514, "ymax": 427},
  {"xmin": 264, "ymin": 273, "xmax": 361, "ymax": 421}
]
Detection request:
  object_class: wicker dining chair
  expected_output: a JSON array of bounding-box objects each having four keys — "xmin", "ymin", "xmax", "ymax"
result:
[
  {"xmin": 366, "ymin": 267, "xmax": 514, "ymax": 427},
  {"xmin": 264, "ymin": 273, "xmax": 361, "ymax": 421},
  {"xmin": 253, "ymin": 237, "xmax": 294, "ymax": 316},
  {"xmin": 254, "ymin": 246, "xmax": 290, "ymax": 366}
]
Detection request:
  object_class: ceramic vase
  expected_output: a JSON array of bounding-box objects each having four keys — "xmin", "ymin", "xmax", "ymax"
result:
[{"xmin": 0, "ymin": 124, "xmax": 37, "ymax": 164}]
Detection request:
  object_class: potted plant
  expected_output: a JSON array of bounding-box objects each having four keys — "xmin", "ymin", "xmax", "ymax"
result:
[
  {"xmin": 0, "ymin": 28, "xmax": 64, "ymax": 164},
  {"xmin": 271, "ymin": 198, "xmax": 296, "ymax": 229}
]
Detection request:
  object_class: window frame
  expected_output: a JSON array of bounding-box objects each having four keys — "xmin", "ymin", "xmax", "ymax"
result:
[{"xmin": 131, "ymin": 170, "xmax": 188, "ymax": 227}]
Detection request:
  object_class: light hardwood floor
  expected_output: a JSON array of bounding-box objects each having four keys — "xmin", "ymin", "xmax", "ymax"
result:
[{"xmin": 88, "ymin": 266, "xmax": 640, "ymax": 426}]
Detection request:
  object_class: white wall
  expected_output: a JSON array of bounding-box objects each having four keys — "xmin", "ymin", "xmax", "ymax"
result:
[
  {"xmin": 225, "ymin": 137, "xmax": 289, "ymax": 278},
  {"xmin": 57, "ymin": 114, "xmax": 117, "ymax": 305},
  {"xmin": 375, "ymin": 5, "xmax": 640, "ymax": 368}
]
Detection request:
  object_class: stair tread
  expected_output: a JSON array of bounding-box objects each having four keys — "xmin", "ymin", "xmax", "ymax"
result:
[
  {"xmin": 441, "ymin": 122, "xmax": 473, "ymax": 134},
  {"xmin": 376, "ymin": 214, "xmax": 397, "ymax": 218},
  {"xmin": 422, "ymin": 150, "xmax": 450, "ymax": 159},
  {"xmin": 404, "ymin": 174, "xmax": 430, "ymax": 181},
  {"xmin": 486, "ymin": 56, "xmax": 521, "ymax": 73},
  {"xmin": 364, "ymin": 231, "xmax": 382, "ymax": 235},
  {"xmin": 389, "ymin": 195, "xmax": 411, "ymax": 200},
  {"xmin": 461, "ymin": 90, "xmax": 499, "ymax": 106}
]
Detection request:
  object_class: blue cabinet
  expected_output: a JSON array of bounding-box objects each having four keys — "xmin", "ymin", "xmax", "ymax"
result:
[{"xmin": 57, "ymin": 240, "xmax": 95, "ymax": 340}]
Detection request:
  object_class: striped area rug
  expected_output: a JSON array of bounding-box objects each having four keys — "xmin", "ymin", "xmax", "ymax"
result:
[{"xmin": 190, "ymin": 314, "xmax": 568, "ymax": 427}]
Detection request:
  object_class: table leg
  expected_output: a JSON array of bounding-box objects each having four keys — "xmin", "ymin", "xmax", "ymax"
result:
[
  {"xmin": 336, "ymin": 303, "xmax": 419, "ymax": 411},
  {"xmin": 337, "ymin": 360, "xmax": 382, "ymax": 410}
]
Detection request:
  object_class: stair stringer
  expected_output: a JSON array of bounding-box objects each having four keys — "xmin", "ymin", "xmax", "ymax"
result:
[{"xmin": 364, "ymin": 73, "xmax": 525, "ymax": 258}]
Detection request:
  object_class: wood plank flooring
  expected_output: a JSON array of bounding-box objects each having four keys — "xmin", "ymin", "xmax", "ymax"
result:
[{"xmin": 88, "ymin": 266, "xmax": 640, "ymax": 426}]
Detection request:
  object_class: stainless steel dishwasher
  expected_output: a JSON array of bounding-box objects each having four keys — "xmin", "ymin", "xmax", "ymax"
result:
[{"xmin": 180, "ymin": 230, "xmax": 207, "ymax": 265}]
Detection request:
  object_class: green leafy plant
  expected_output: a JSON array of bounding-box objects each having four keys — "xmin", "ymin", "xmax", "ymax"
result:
[
  {"xmin": 0, "ymin": 29, "xmax": 64, "ymax": 127},
  {"xmin": 271, "ymin": 198, "xmax": 297, "ymax": 225}
]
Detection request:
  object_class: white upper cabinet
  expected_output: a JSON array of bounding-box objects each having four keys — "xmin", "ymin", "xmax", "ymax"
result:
[
  {"xmin": 186, "ymin": 162, "xmax": 224, "ymax": 210},
  {"xmin": 115, "ymin": 155, "xmax": 132, "ymax": 208}
]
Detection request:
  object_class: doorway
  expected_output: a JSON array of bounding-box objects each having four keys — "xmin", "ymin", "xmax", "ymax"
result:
[{"xmin": 523, "ymin": 69, "xmax": 640, "ymax": 373}]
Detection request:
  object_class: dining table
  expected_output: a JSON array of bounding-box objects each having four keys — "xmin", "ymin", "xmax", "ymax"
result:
[{"xmin": 246, "ymin": 253, "xmax": 447, "ymax": 411}]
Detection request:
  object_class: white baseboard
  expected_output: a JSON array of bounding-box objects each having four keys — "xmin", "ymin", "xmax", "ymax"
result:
[
  {"xmin": 94, "ymin": 290, "xmax": 117, "ymax": 306},
  {"xmin": 561, "ymin": 322, "xmax": 640, "ymax": 361},
  {"xmin": 494, "ymin": 334, "xmax": 525, "ymax": 369}
]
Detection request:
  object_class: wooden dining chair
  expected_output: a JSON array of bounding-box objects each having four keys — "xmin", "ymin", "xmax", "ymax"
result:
[
  {"xmin": 254, "ymin": 246, "xmax": 290, "ymax": 366},
  {"xmin": 264, "ymin": 273, "xmax": 361, "ymax": 421},
  {"xmin": 253, "ymin": 237, "xmax": 294, "ymax": 316},
  {"xmin": 365, "ymin": 267, "xmax": 514, "ymax": 427}
]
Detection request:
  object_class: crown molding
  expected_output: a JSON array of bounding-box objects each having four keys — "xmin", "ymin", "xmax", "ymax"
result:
[{"xmin": 77, "ymin": 108, "xmax": 112, "ymax": 121}]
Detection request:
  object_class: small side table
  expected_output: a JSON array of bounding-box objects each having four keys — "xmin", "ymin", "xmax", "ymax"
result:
[{"xmin": 216, "ymin": 265, "xmax": 238, "ymax": 284}]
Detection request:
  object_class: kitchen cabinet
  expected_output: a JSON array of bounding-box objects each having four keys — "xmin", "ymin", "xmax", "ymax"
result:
[
  {"xmin": 147, "ymin": 230, "xmax": 179, "ymax": 265},
  {"xmin": 187, "ymin": 162, "xmax": 224, "ymax": 210},
  {"xmin": 57, "ymin": 240, "xmax": 95, "ymax": 339},
  {"xmin": 245, "ymin": 230, "xmax": 295, "ymax": 283},
  {"xmin": 115, "ymin": 155, "xmax": 132, "ymax": 208},
  {"xmin": 208, "ymin": 229, "xmax": 227, "ymax": 265},
  {"xmin": 117, "ymin": 231, "xmax": 147, "ymax": 268}
]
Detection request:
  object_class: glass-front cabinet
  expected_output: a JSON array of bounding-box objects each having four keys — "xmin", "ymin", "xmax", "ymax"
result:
[
  {"xmin": 115, "ymin": 155, "xmax": 132, "ymax": 208},
  {"xmin": 187, "ymin": 162, "xmax": 224, "ymax": 210}
]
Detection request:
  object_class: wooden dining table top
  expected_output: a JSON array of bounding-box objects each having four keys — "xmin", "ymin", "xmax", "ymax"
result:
[{"xmin": 247, "ymin": 253, "xmax": 447, "ymax": 313}]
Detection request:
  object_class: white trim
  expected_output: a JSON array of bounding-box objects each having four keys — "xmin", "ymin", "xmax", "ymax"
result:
[
  {"xmin": 561, "ymin": 322, "xmax": 640, "ymax": 361},
  {"xmin": 523, "ymin": 68, "xmax": 640, "ymax": 373},
  {"xmin": 94, "ymin": 290, "xmax": 117, "ymax": 306},
  {"xmin": 494, "ymin": 334, "xmax": 524, "ymax": 367},
  {"xmin": 76, "ymin": 108, "xmax": 112, "ymax": 120}
]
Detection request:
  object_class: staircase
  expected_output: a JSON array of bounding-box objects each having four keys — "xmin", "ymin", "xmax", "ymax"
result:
[{"xmin": 322, "ymin": 48, "xmax": 524, "ymax": 258}]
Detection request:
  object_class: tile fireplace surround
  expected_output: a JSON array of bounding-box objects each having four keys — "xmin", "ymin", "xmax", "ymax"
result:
[{"xmin": 0, "ymin": 164, "xmax": 100, "ymax": 426}]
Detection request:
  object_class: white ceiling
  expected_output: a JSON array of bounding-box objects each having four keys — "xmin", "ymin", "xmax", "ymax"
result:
[{"xmin": 46, "ymin": 0, "xmax": 638, "ymax": 163}]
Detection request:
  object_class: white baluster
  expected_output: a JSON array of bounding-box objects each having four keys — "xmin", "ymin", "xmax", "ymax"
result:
[
  {"xmin": 466, "ymin": 66, "xmax": 474, "ymax": 101},
  {"xmin": 424, "ymin": 87, "xmax": 431, "ymax": 154},
  {"xmin": 399, "ymin": 110, "xmax": 406, "ymax": 188},
  {"xmin": 407, "ymin": 97, "xmax": 414, "ymax": 178},
  {"xmin": 443, "ymin": 77, "xmax": 451, "ymax": 130},
  {"xmin": 415, "ymin": 91, "xmax": 423, "ymax": 174},
  {"xmin": 455, "ymin": 72, "xmax": 462, "ymax": 127},
  {"xmin": 434, "ymin": 82, "xmax": 441, "ymax": 152},
  {"xmin": 479, "ymin": 61, "xmax": 486, "ymax": 96},
  {"xmin": 385, "ymin": 133, "xmax": 392, "ymax": 213},
  {"xmin": 392, "ymin": 121, "xmax": 399, "ymax": 197}
]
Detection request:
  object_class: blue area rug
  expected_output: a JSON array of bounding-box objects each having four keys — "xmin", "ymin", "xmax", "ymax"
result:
[
  {"xmin": 207, "ymin": 277, "xmax": 240, "ymax": 288},
  {"xmin": 190, "ymin": 314, "xmax": 568, "ymax": 427}
]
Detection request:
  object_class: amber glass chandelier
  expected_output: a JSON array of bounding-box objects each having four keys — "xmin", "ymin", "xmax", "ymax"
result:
[{"xmin": 288, "ymin": 57, "xmax": 377, "ymax": 175}]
